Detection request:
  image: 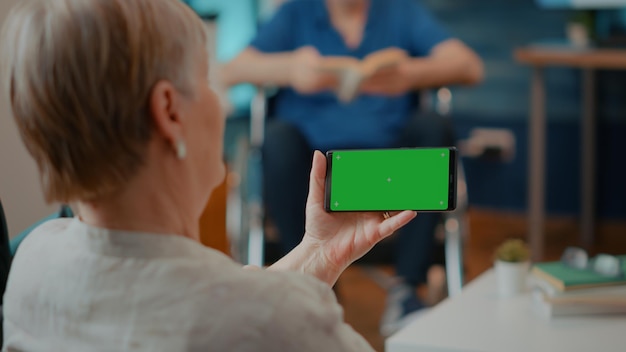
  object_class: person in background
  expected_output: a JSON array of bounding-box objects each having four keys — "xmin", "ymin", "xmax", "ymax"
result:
[
  {"xmin": 222, "ymin": 0, "xmax": 483, "ymax": 335},
  {"xmin": 0, "ymin": 0, "xmax": 417, "ymax": 350}
]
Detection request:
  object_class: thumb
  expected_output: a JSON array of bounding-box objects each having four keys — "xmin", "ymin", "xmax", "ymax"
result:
[
  {"xmin": 300, "ymin": 46, "xmax": 322, "ymax": 66},
  {"xmin": 307, "ymin": 150, "xmax": 327, "ymax": 206},
  {"xmin": 300, "ymin": 45, "xmax": 320, "ymax": 57}
]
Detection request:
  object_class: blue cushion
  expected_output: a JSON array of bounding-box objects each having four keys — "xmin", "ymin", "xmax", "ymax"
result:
[
  {"xmin": 185, "ymin": 0, "xmax": 258, "ymax": 115},
  {"xmin": 10, "ymin": 206, "xmax": 74, "ymax": 256}
]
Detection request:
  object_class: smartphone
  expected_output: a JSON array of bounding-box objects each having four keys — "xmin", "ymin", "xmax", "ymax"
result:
[{"xmin": 324, "ymin": 147, "xmax": 457, "ymax": 212}]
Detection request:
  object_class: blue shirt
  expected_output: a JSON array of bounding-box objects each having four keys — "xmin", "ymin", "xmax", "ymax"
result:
[{"xmin": 251, "ymin": 0, "xmax": 451, "ymax": 150}]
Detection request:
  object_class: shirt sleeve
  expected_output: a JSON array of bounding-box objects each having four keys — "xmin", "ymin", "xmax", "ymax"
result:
[
  {"xmin": 249, "ymin": 2, "xmax": 297, "ymax": 53},
  {"xmin": 261, "ymin": 273, "xmax": 375, "ymax": 352},
  {"xmin": 406, "ymin": 1, "xmax": 452, "ymax": 57}
]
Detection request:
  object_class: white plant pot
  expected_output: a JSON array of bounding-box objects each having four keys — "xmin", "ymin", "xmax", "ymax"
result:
[
  {"xmin": 494, "ymin": 260, "xmax": 530, "ymax": 297},
  {"xmin": 566, "ymin": 22, "xmax": 590, "ymax": 48}
]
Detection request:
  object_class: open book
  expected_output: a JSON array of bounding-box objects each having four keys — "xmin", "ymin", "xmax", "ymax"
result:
[{"xmin": 317, "ymin": 48, "xmax": 408, "ymax": 103}]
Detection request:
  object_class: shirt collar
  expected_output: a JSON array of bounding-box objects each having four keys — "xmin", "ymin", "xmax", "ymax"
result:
[{"xmin": 315, "ymin": 0, "xmax": 380, "ymax": 28}]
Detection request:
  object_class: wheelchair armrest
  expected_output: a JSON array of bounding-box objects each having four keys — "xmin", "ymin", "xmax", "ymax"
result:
[
  {"xmin": 249, "ymin": 86, "xmax": 280, "ymax": 148},
  {"xmin": 419, "ymin": 87, "xmax": 453, "ymax": 117},
  {"xmin": 249, "ymin": 88, "xmax": 267, "ymax": 149}
]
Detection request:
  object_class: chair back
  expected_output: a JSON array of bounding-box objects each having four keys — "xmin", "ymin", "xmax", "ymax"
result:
[
  {"xmin": 0, "ymin": 199, "xmax": 13, "ymax": 303},
  {"xmin": 198, "ymin": 180, "xmax": 230, "ymax": 255},
  {"xmin": 0, "ymin": 199, "xmax": 8, "ymax": 251}
]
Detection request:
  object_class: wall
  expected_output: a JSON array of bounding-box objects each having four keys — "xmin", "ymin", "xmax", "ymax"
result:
[
  {"xmin": 422, "ymin": 0, "xmax": 626, "ymax": 219},
  {"xmin": 0, "ymin": 0, "xmax": 57, "ymax": 237}
]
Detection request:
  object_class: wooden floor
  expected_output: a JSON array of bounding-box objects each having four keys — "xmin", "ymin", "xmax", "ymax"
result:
[{"xmin": 337, "ymin": 209, "xmax": 626, "ymax": 352}]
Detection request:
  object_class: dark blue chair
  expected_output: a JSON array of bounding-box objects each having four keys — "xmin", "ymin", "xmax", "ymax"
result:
[
  {"xmin": 9, "ymin": 205, "xmax": 74, "ymax": 256},
  {"xmin": 0, "ymin": 199, "xmax": 12, "ymax": 346}
]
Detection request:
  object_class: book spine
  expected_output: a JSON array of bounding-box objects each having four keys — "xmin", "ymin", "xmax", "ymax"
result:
[{"xmin": 532, "ymin": 288, "xmax": 626, "ymax": 318}]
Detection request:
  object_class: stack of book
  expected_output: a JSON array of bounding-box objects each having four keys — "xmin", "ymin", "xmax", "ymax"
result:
[{"xmin": 530, "ymin": 256, "xmax": 626, "ymax": 319}]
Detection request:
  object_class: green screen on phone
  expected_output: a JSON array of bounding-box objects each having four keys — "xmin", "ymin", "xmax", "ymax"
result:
[{"xmin": 325, "ymin": 148, "xmax": 455, "ymax": 211}]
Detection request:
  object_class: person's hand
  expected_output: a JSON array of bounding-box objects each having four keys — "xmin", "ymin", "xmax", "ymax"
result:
[
  {"xmin": 300, "ymin": 151, "xmax": 417, "ymax": 283},
  {"xmin": 359, "ymin": 62, "xmax": 415, "ymax": 96},
  {"xmin": 359, "ymin": 47, "xmax": 412, "ymax": 96},
  {"xmin": 289, "ymin": 46, "xmax": 338, "ymax": 94}
]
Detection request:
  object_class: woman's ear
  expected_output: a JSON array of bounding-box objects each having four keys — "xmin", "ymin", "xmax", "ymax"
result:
[{"xmin": 149, "ymin": 80, "xmax": 184, "ymax": 147}]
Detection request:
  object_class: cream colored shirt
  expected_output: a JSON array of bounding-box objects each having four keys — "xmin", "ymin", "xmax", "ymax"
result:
[{"xmin": 3, "ymin": 218, "xmax": 373, "ymax": 352}]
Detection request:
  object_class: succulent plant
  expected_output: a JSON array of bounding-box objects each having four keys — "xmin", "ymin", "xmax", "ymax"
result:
[{"xmin": 494, "ymin": 239, "xmax": 530, "ymax": 263}]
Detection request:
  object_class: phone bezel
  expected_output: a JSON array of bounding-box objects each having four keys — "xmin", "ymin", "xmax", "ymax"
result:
[{"xmin": 324, "ymin": 147, "xmax": 458, "ymax": 212}]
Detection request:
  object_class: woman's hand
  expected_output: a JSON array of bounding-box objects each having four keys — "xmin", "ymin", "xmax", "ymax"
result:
[{"xmin": 269, "ymin": 151, "xmax": 416, "ymax": 285}]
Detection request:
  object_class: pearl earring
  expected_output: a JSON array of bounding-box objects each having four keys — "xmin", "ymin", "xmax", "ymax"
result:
[{"xmin": 176, "ymin": 139, "xmax": 187, "ymax": 160}]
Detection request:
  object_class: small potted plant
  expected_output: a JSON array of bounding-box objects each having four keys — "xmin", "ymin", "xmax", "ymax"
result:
[
  {"xmin": 494, "ymin": 239, "xmax": 531, "ymax": 297},
  {"xmin": 567, "ymin": 10, "xmax": 595, "ymax": 48}
]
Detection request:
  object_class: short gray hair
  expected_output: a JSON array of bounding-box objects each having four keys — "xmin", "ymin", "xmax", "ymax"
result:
[{"xmin": 1, "ymin": 0, "xmax": 207, "ymax": 202}]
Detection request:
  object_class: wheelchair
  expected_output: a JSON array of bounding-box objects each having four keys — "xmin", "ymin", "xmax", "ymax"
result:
[{"xmin": 225, "ymin": 88, "xmax": 469, "ymax": 298}]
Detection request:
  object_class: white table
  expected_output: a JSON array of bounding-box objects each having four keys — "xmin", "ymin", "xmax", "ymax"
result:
[{"xmin": 386, "ymin": 270, "xmax": 626, "ymax": 352}]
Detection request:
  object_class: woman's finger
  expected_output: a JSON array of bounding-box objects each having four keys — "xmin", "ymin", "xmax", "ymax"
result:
[
  {"xmin": 387, "ymin": 211, "xmax": 413, "ymax": 217},
  {"xmin": 378, "ymin": 210, "xmax": 417, "ymax": 237},
  {"xmin": 306, "ymin": 150, "xmax": 327, "ymax": 206}
]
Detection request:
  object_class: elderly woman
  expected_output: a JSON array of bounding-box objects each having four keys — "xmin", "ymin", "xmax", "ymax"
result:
[{"xmin": 0, "ymin": 0, "xmax": 416, "ymax": 350}]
